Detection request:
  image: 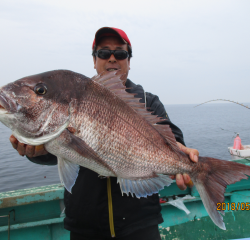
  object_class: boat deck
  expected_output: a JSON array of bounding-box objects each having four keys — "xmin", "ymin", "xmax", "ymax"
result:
[
  {"xmin": 0, "ymin": 159, "xmax": 250, "ymax": 240},
  {"xmin": 0, "ymin": 184, "xmax": 68, "ymax": 240}
]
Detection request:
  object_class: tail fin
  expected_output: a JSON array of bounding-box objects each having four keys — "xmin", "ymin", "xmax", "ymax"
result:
[{"xmin": 192, "ymin": 156, "xmax": 250, "ymax": 230}]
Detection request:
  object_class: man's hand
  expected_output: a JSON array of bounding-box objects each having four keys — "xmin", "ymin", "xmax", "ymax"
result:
[
  {"xmin": 173, "ymin": 142, "xmax": 199, "ymax": 190},
  {"xmin": 9, "ymin": 135, "xmax": 48, "ymax": 158}
]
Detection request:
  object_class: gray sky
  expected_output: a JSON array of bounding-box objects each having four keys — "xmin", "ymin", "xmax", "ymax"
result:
[{"xmin": 0, "ymin": 0, "xmax": 249, "ymax": 104}]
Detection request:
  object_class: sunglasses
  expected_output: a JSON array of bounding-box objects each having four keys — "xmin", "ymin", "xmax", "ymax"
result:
[{"xmin": 95, "ymin": 49, "xmax": 129, "ymax": 60}]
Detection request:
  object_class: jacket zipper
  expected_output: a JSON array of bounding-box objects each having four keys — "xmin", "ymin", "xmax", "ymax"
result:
[{"xmin": 107, "ymin": 177, "xmax": 116, "ymax": 237}]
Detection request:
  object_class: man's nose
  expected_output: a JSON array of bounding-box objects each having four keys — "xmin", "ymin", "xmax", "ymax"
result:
[{"xmin": 108, "ymin": 54, "xmax": 117, "ymax": 63}]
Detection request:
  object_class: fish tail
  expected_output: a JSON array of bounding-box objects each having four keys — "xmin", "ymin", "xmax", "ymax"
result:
[{"xmin": 192, "ymin": 156, "xmax": 250, "ymax": 230}]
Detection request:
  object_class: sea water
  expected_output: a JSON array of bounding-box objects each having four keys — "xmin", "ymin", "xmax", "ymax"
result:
[
  {"xmin": 0, "ymin": 103, "xmax": 249, "ymax": 192},
  {"xmin": 166, "ymin": 103, "xmax": 250, "ymax": 159}
]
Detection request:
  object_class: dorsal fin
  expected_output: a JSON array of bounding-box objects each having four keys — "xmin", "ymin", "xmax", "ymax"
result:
[{"xmin": 92, "ymin": 71, "xmax": 180, "ymax": 153}]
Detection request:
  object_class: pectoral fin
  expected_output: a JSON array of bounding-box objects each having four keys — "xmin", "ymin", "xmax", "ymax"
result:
[{"xmin": 59, "ymin": 129, "xmax": 115, "ymax": 175}]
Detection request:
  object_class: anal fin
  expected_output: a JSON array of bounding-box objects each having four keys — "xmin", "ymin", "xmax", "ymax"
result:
[
  {"xmin": 117, "ymin": 174, "xmax": 173, "ymax": 198},
  {"xmin": 58, "ymin": 157, "xmax": 80, "ymax": 193}
]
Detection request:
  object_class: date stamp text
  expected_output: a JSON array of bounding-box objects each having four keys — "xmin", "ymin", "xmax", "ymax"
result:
[{"xmin": 217, "ymin": 202, "xmax": 250, "ymax": 211}]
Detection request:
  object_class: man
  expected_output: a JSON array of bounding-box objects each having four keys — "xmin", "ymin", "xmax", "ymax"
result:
[{"xmin": 10, "ymin": 27, "xmax": 199, "ymax": 240}]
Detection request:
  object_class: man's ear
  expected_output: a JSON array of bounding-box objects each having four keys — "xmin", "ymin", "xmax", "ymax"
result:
[
  {"xmin": 128, "ymin": 59, "xmax": 130, "ymax": 70},
  {"xmin": 93, "ymin": 56, "xmax": 96, "ymax": 69}
]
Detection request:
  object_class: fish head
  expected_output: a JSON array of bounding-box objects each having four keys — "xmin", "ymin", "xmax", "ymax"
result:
[{"xmin": 0, "ymin": 70, "xmax": 86, "ymax": 145}]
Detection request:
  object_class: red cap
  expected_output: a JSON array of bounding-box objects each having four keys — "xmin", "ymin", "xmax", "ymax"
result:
[{"xmin": 92, "ymin": 27, "xmax": 131, "ymax": 49}]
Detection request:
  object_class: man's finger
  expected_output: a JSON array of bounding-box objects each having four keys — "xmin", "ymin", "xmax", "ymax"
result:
[
  {"xmin": 176, "ymin": 142, "xmax": 185, "ymax": 152},
  {"xmin": 26, "ymin": 145, "xmax": 35, "ymax": 158},
  {"xmin": 189, "ymin": 151, "xmax": 199, "ymax": 163},
  {"xmin": 176, "ymin": 174, "xmax": 186, "ymax": 190},
  {"xmin": 9, "ymin": 135, "xmax": 18, "ymax": 149},
  {"xmin": 185, "ymin": 148, "xmax": 199, "ymax": 162},
  {"xmin": 16, "ymin": 142, "xmax": 26, "ymax": 156},
  {"xmin": 176, "ymin": 142, "xmax": 199, "ymax": 163},
  {"xmin": 33, "ymin": 145, "xmax": 48, "ymax": 157},
  {"xmin": 183, "ymin": 173, "xmax": 194, "ymax": 188}
]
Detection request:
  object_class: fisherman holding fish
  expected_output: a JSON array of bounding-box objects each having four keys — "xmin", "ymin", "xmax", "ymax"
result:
[{"xmin": 9, "ymin": 27, "xmax": 199, "ymax": 239}]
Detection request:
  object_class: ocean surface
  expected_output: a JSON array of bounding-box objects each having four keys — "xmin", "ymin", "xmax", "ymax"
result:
[{"xmin": 0, "ymin": 102, "xmax": 250, "ymax": 193}]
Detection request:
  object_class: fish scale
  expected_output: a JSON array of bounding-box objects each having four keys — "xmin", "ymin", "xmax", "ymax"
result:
[{"xmin": 67, "ymin": 84, "xmax": 189, "ymax": 178}]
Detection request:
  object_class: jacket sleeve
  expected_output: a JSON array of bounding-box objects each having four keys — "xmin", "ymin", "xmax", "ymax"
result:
[
  {"xmin": 27, "ymin": 153, "xmax": 57, "ymax": 165},
  {"xmin": 145, "ymin": 92, "xmax": 186, "ymax": 146}
]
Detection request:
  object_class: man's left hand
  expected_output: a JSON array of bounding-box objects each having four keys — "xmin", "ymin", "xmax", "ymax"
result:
[{"xmin": 172, "ymin": 142, "xmax": 199, "ymax": 190}]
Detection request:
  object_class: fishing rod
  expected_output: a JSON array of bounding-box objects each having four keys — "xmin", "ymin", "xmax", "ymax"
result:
[
  {"xmin": 195, "ymin": 99, "xmax": 250, "ymax": 145},
  {"xmin": 194, "ymin": 99, "xmax": 250, "ymax": 109}
]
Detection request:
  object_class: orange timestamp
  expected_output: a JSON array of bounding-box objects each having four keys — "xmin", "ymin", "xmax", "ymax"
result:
[{"xmin": 217, "ymin": 202, "xmax": 250, "ymax": 211}]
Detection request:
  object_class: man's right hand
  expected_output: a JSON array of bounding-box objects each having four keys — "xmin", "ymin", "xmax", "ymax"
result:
[{"xmin": 9, "ymin": 135, "xmax": 48, "ymax": 158}]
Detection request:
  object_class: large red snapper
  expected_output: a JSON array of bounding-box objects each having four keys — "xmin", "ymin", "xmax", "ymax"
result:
[{"xmin": 0, "ymin": 70, "xmax": 250, "ymax": 230}]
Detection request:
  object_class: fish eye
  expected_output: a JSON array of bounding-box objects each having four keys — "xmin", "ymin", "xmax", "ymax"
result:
[{"xmin": 34, "ymin": 84, "xmax": 47, "ymax": 95}]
